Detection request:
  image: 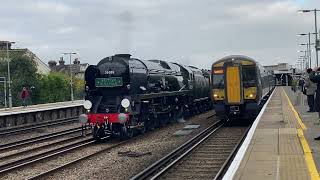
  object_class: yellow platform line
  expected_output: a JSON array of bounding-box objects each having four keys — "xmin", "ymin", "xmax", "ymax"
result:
[
  {"xmin": 283, "ymin": 87, "xmax": 319, "ymax": 180},
  {"xmin": 282, "ymin": 88, "xmax": 306, "ymax": 130}
]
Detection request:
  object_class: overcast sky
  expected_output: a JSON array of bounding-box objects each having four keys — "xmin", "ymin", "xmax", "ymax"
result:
[{"xmin": 1, "ymin": 0, "xmax": 319, "ymax": 68}]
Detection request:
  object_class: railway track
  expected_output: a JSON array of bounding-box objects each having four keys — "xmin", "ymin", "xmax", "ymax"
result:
[
  {"xmin": 0, "ymin": 117, "xmax": 79, "ymax": 136},
  {"xmin": 0, "ymin": 126, "xmax": 85, "ymax": 152},
  {"xmin": 131, "ymin": 121, "xmax": 250, "ymax": 180},
  {"xmin": 0, "ymin": 132, "xmax": 93, "ymax": 162},
  {"xmin": 0, "ymin": 137, "xmax": 95, "ymax": 174},
  {"xmin": 0, "ymin": 111, "xmax": 217, "ymax": 179},
  {"xmin": 26, "ymin": 112, "xmax": 217, "ymax": 179},
  {"xmin": 27, "ymin": 139, "xmax": 129, "ymax": 180}
]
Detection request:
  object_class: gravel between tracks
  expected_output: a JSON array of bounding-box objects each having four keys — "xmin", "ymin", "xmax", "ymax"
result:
[{"xmin": 43, "ymin": 111, "xmax": 216, "ymax": 180}]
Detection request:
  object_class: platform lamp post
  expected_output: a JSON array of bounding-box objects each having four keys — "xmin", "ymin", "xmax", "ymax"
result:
[
  {"xmin": 298, "ymin": 33, "xmax": 317, "ymax": 67},
  {"xmin": 297, "ymin": 59, "xmax": 302, "ymax": 71},
  {"xmin": 298, "ymin": 9, "xmax": 320, "ymax": 66},
  {"xmin": 62, "ymin": 52, "xmax": 77, "ymax": 102},
  {"xmin": 297, "ymin": 58, "xmax": 305, "ymax": 72},
  {"xmin": 299, "ymin": 43, "xmax": 315, "ymax": 68},
  {"xmin": 299, "ymin": 43, "xmax": 310, "ymax": 68},
  {"xmin": 295, "ymin": 63, "xmax": 301, "ymax": 73},
  {"xmin": 298, "ymin": 50, "xmax": 308, "ymax": 69},
  {"xmin": 4, "ymin": 41, "xmax": 15, "ymax": 109}
]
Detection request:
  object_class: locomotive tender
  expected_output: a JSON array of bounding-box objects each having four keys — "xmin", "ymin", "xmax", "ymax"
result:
[
  {"xmin": 211, "ymin": 55, "xmax": 275, "ymax": 120},
  {"xmin": 82, "ymin": 54, "xmax": 211, "ymax": 140}
]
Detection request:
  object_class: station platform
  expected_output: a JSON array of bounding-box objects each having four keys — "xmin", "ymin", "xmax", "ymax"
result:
[
  {"xmin": 0, "ymin": 100, "xmax": 84, "ymax": 116},
  {"xmin": 223, "ymin": 87, "xmax": 320, "ymax": 180}
]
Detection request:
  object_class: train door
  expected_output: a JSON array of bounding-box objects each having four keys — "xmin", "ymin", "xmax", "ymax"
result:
[{"xmin": 224, "ymin": 63, "xmax": 243, "ymax": 104}]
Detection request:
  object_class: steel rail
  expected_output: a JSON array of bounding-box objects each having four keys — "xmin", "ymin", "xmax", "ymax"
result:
[
  {"xmin": 0, "ymin": 127, "xmax": 83, "ymax": 152},
  {"xmin": 0, "ymin": 117, "xmax": 79, "ymax": 136},
  {"xmin": 206, "ymin": 113, "xmax": 216, "ymax": 119},
  {"xmin": 0, "ymin": 134, "xmax": 91, "ymax": 162},
  {"xmin": 0, "ymin": 138, "xmax": 95, "ymax": 174}
]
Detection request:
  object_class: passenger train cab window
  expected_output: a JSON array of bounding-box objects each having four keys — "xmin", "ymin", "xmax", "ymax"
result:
[
  {"xmin": 242, "ymin": 66, "xmax": 256, "ymax": 87},
  {"xmin": 212, "ymin": 69, "xmax": 224, "ymax": 88}
]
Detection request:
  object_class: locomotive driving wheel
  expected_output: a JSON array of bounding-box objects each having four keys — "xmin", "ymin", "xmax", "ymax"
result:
[
  {"xmin": 93, "ymin": 125, "xmax": 105, "ymax": 142},
  {"xmin": 120, "ymin": 125, "xmax": 134, "ymax": 140},
  {"xmin": 139, "ymin": 120, "xmax": 147, "ymax": 134}
]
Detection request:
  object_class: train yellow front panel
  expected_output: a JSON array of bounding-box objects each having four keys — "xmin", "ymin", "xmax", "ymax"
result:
[{"xmin": 226, "ymin": 66, "xmax": 241, "ymax": 103}]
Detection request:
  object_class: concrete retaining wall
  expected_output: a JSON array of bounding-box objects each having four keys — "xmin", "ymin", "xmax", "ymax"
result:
[{"xmin": 0, "ymin": 106, "xmax": 84, "ymax": 128}]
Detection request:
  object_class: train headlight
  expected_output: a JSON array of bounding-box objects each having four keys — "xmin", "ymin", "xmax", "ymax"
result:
[
  {"xmin": 244, "ymin": 87, "xmax": 257, "ymax": 99},
  {"xmin": 83, "ymin": 100, "xmax": 92, "ymax": 110},
  {"xmin": 212, "ymin": 89, "xmax": 224, "ymax": 100},
  {"xmin": 79, "ymin": 114, "xmax": 88, "ymax": 124},
  {"xmin": 121, "ymin": 99, "xmax": 130, "ymax": 108},
  {"xmin": 118, "ymin": 113, "xmax": 127, "ymax": 124}
]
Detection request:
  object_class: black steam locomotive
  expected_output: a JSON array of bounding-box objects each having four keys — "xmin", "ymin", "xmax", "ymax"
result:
[{"xmin": 82, "ymin": 54, "xmax": 211, "ymax": 140}]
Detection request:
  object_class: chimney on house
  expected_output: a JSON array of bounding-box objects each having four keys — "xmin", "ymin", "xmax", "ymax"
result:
[
  {"xmin": 48, "ymin": 60, "xmax": 57, "ymax": 69},
  {"xmin": 73, "ymin": 58, "xmax": 80, "ymax": 64},
  {"xmin": 59, "ymin": 57, "xmax": 65, "ymax": 65}
]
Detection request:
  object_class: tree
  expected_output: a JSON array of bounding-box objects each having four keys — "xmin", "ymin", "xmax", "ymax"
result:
[
  {"xmin": 39, "ymin": 72, "xmax": 70, "ymax": 103},
  {"xmin": 11, "ymin": 56, "xmax": 40, "ymax": 106},
  {"xmin": 73, "ymin": 77, "xmax": 85, "ymax": 100},
  {"xmin": 0, "ymin": 55, "xmax": 40, "ymax": 106},
  {"xmin": 0, "ymin": 52, "xmax": 85, "ymax": 107}
]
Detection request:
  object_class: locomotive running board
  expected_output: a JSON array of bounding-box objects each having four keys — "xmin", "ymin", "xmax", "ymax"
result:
[{"xmin": 136, "ymin": 90, "xmax": 189, "ymax": 100}]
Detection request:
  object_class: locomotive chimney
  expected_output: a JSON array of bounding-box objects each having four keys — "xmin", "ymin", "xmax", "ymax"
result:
[{"xmin": 114, "ymin": 54, "xmax": 131, "ymax": 58}]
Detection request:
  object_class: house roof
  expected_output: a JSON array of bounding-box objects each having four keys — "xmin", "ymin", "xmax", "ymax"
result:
[
  {"xmin": 0, "ymin": 48, "xmax": 50, "ymax": 74},
  {"xmin": 52, "ymin": 63, "xmax": 89, "ymax": 74}
]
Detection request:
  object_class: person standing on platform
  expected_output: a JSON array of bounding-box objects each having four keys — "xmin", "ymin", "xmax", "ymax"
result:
[
  {"xmin": 299, "ymin": 78, "xmax": 305, "ymax": 92},
  {"xmin": 310, "ymin": 67, "xmax": 320, "ymax": 140},
  {"xmin": 291, "ymin": 78, "xmax": 297, "ymax": 92},
  {"xmin": 305, "ymin": 68, "xmax": 317, "ymax": 112},
  {"xmin": 20, "ymin": 87, "xmax": 30, "ymax": 108}
]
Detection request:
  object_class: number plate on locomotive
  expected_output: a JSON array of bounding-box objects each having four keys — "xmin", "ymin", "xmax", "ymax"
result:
[
  {"xmin": 230, "ymin": 106, "xmax": 240, "ymax": 112},
  {"xmin": 95, "ymin": 77, "xmax": 123, "ymax": 87}
]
